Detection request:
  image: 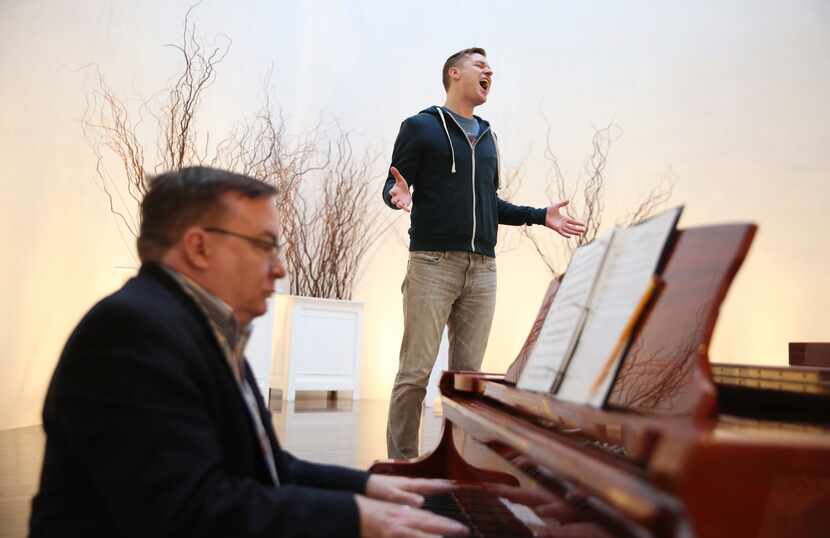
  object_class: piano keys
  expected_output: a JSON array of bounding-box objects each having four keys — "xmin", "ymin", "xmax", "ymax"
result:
[{"xmin": 422, "ymin": 490, "xmax": 534, "ymax": 538}]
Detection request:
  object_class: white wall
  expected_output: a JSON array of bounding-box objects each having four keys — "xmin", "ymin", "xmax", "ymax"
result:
[{"xmin": 1, "ymin": 0, "xmax": 828, "ymax": 430}]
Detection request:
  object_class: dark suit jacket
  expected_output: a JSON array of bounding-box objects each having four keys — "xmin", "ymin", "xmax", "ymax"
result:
[{"xmin": 30, "ymin": 263, "xmax": 368, "ymax": 537}]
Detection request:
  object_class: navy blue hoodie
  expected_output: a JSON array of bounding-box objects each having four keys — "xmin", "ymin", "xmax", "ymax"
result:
[{"xmin": 383, "ymin": 106, "xmax": 547, "ymax": 257}]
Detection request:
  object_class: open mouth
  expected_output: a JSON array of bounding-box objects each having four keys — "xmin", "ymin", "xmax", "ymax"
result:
[{"xmin": 479, "ymin": 79, "xmax": 490, "ymax": 91}]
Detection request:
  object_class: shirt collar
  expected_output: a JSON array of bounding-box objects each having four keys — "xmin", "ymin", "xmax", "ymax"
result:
[{"xmin": 160, "ymin": 265, "xmax": 252, "ymax": 379}]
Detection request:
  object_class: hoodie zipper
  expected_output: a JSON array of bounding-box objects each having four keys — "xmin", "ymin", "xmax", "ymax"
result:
[{"xmin": 441, "ymin": 109, "xmax": 491, "ymax": 253}]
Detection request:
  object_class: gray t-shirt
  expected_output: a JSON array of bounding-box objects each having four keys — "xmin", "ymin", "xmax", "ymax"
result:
[{"xmin": 443, "ymin": 107, "xmax": 480, "ymax": 144}]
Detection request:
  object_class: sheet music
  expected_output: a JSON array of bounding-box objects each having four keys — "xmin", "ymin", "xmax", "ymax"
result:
[
  {"xmin": 516, "ymin": 232, "xmax": 614, "ymax": 392},
  {"xmin": 556, "ymin": 207, "xmax": 682, "ymax": 405}
]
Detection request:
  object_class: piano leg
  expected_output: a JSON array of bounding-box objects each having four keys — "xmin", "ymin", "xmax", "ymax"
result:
[{"xmin": 370, "ymin": 417, "xmax": 519, "ymax": 486}]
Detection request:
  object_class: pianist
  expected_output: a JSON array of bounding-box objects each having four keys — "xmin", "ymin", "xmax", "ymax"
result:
[{"xmin": 29, "ymin": 167, "xmax": 467, "ymax": 538}]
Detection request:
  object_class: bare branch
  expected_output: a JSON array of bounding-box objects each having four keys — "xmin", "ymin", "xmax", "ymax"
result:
[
  {"xmin": 523, "ymin": 119, "xmax": 671, "ymax": 277},
  {"xmin": 83, "ymin": 7, "xmax": 397, "ymax": 298},
  {"xmin": 82, "ymin": 8, "xmax": 228, "ymax": 243},
  {"xmin": 494, "ymin": 150, "xmax": 528, "ymax": 255}
]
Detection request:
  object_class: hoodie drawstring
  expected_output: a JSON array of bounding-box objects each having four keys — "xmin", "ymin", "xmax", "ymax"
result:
[
  {"xmin": 435, "ymin": 106, "xmax": 457, "ymax": 174},
  {"xmin": 492, "ymin": 130, "xmax": 502, "ymax": 190}
]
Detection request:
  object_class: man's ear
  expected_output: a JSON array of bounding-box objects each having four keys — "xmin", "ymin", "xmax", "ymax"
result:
[
  {"xmin": 180, "ymin": 227, "xmax": 211, "ymax": 270},
  {"xmin": 449, "ymin": 66, "xmax": 461, "ymax": 82}
]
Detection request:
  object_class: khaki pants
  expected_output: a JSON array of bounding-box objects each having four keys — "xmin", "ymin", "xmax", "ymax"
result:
[{"xmin": 386, "ymin": 251, "xmax": 497, "ymax": 459}]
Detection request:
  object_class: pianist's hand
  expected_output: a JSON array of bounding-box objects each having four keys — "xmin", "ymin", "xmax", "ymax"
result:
[
  {"xmin": 477, "ymin": 482, "xmax": 589, "ymax": 524},
  {"xmin": 366, "ymin": 475, "xmax": 457, "ymax": 507},
  {"xmin": 356, "ymin": 495, "xmax": 469, "ymax": 537},
  {"xmin": 544, "ymin": 201, "xmax": 586, "ymax": 238}
]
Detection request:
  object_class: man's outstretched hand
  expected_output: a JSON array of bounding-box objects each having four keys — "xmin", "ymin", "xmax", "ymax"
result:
[
  {"xmin": 388, "ymin": 167, "xmax": 412, "ymax": 212},
  {"xmin": 545, "ymin": 201, "xmax": 586, "ymax": 238}
]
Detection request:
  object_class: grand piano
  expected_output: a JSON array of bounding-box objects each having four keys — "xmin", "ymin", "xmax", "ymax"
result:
[{"xmin": 370, "ymin": 223, "xmax": 830, "ymax": 537}]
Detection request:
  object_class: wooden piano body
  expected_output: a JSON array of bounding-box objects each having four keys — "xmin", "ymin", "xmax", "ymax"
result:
[{"xmin": 370, "ymin": 224, "xmax": 830, "ymax": 537}]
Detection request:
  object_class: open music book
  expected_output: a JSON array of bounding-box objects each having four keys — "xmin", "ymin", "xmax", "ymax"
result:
[{"xmin": 516, "ymin": 206, "xmax": 683, "ymax": 406}]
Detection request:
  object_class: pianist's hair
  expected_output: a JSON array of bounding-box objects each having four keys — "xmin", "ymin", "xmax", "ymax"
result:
[
  {"xmin": 442, "ymin": 47, "xmax": 487, "ymax": 91},
  {"xmin": 137, "ymin": 166, "xmax": 277, "ymax": 263}
]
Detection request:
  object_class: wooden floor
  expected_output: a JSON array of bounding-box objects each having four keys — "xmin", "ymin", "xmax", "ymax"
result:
[{"xmin": 0, "ymin": 396, "xmax": 444, "ymax": 538}]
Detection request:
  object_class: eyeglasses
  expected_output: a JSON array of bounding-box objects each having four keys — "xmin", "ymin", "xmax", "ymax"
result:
[{"xmin": 203, "ymin": 227, "xmax": 286, "ymax": 260}]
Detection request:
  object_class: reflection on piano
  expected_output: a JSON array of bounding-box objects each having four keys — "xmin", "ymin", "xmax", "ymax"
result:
[{"xmin": 370, "ymin": 224, "xmax": 830, "ymax": 537}]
